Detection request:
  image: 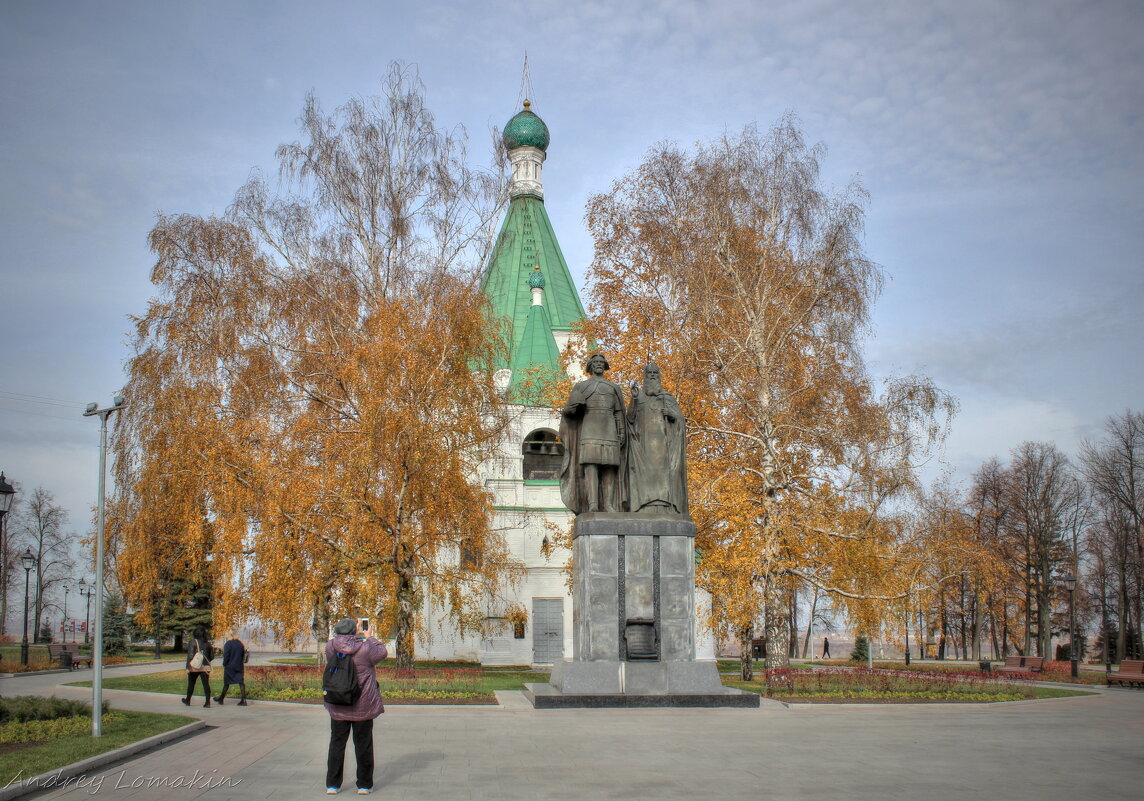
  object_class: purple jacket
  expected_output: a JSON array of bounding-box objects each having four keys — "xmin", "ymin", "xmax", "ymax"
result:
[{"xmin": 323, "ymin": 634, "xmax": 388, "ymax": 721}]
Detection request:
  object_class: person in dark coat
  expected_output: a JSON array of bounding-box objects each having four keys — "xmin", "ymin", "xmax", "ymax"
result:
[
  {"xmin": 822, "ymin": 636, "xmax": 831, "ymax": 659},
  {"xmin": 324, "ymin": 617, "xmax": 388, "ymax": 795},
  {"xmin": 213, "ymin": 631, "xmax": 248, "ymax": 705},
  {"xmin": 182, "ymin": 626, "xmax": 215, "ymax": 707}
]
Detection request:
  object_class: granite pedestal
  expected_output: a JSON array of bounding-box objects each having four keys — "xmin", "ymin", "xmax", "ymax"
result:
[{"xmin": 524, "ymin": 513, "xmax": 759, "ymax": 708}]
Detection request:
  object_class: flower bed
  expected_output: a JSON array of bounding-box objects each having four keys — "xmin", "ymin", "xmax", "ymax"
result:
[
  {"xmin": 244, "ymin": 664, "xmax": 493, "ymax": 702},
  {"xmin": 745, "ymin": 667, "xmax": 1040, "ymax": 702}
]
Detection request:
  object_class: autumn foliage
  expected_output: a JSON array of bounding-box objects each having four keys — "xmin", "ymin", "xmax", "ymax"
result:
[
  {"xmin": 112, "ymin": 66, "xmax": 518, "ymax": 667},
  {"xmin": 580, "ymin": 118, "xmax": 954, "ymax": 677}
]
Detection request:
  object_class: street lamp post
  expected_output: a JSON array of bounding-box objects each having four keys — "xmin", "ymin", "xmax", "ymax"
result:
[
  {"xmin": 0, "ymin": 474, "xmax": 14, "ymax": 621},
  {"xmin": 79, "ymin": 579, "xmax": 92, "ymax": 645},
  {"xmin": 1064, "ymin": 575, "xmax": 1077, "ymax": 679},
  {"xmin": 63, "ymin": 584, "xmax": 70, "ymax": 643},
  {"xmin": 904, "ymin": 589, "xmax": 911, "ymax": 666},
  {"xmin": 20, "ymin": 549, "xmax": 35, "ymax": 665},
  {"xmin": 0, "ymin": 474, "xmax": 14, "ymax": 652},
  {"xmin": 1100, "ymin": 593, "xmax": 1115, "ymax": 676},
  {"xmin": 84, "ymin": 394, "xmax": 126, "ymax": 737}
]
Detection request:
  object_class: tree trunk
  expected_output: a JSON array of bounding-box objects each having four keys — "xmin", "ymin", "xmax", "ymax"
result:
[
  {"xmin": 312, "ymin": 592, "xmax": 332, "ymax": 667},
  {"xmin": 739, "ymin": 625, "xmax": 753, "ymax": 681},
  {"xmin": 937, "ymin": 589, "xmax": 948, "ymax": 660},
  {"xmin": 395, "ymin": 548, "xmax": 417, "ymax": 671},
  {"xmin": 763, "ymin": 574, "xmax": 791, "ymax": 673},
  {"xmin": 801, "ymin": 588, "xmax": 818, "ymax": 659},
  {"xmin": 787, "ymin": 584, "xmax": 799, "ymax": 658}
]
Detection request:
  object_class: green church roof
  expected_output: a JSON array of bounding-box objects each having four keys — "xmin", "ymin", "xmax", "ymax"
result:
[
  {"xmin": 508, "ymin": 300, "xmax": 563, "ymax": 401},
  {"xmin": 480, "ymin": 195, "xmax": 585, "ymax": 370},
  {"xmin": 502, "ymin": 100, "xmax": 550, "ymax": 152}
]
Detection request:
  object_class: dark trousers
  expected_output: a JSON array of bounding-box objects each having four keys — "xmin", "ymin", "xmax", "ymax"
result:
[
  {"xmin": 186, "ymin": 671, "xmax": 211, "ymax": 701},
  {"xmin": 326, "ymin": 718, "xmax": 374, "ymax": 790}
]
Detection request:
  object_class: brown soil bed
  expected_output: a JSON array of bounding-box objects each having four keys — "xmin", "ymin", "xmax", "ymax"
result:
[{"xmin": 0, "ymin": 741, "xmax": 46, "ymax": 755}]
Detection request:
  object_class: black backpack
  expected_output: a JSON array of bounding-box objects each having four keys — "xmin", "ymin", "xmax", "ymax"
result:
[{"xmin": 322, "ymin": 651, "xmax": 361, "ymax": 705}]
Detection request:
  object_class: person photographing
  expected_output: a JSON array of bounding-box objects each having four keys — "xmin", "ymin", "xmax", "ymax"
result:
[{"xmin": 324, "ymin": 617, "xmax": 388, "ymax": 795}]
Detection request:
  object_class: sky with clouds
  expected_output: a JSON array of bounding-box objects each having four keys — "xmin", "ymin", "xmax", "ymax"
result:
[{"xmin": 1, "ymin": 0, "xmax": 1141, "ymax": 550}]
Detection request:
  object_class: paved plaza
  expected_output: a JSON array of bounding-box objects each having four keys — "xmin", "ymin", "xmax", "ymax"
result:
[{"xmin": 2, "ymin": 658, "xmax": 1142, "ymax": 801}]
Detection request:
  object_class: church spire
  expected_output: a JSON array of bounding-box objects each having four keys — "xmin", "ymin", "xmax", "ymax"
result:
[{"xmin": 502, "ymin": 100, "xmax": 549, "ymax": 200}]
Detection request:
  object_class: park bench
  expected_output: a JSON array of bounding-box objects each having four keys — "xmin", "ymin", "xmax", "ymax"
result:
[
  {"xmin": 46, "ymin": 643, "xmax": 92, "ymax": 670},
  {"xmin": 995, "ymin": 655, "xmax": 1044, "ymax": 675},
  {"xmin": 1107, "ymin": 659, "xmax": 1144, "ymax": 688}
]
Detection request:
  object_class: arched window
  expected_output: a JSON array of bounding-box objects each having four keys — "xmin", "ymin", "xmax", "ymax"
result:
[{"xmin": 522, "ymin": 429, "xmax": 563, "ymax": 481}]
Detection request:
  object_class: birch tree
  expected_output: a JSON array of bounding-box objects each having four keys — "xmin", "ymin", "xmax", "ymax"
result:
[
  {"xmin": 581, "ymin": 118, "xmax": 954, "ymax": 678},
  {"xmin": 113, "ymin": 65, "xmax": 518, "ymax": 668}
]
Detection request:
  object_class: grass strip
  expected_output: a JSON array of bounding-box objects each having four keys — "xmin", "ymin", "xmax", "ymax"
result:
[
  {"xmin": 0, "ymin": 709, "xmax": 193, "ymax": 788},
  {"xmin": 69, "ymin": 666, "xmax": 548, "ymax": 701}
]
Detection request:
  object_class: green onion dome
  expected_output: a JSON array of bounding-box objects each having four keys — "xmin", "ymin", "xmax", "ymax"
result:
[
  {"xmin": 503, "ymin": 100, "xmax": 550, "ymax": 152},
  {"xmin": 527, "ymin": 264, "xmax": 546, "ymax": 288}
]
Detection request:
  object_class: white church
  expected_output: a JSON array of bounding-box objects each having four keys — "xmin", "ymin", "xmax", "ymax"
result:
[{"xmin": 414, "ymin": 101, "xmax": 714, "ymax": 666}]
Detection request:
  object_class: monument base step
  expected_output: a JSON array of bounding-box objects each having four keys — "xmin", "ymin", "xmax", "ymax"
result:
[{"xmin": 522, "ymin": 682, "xmax": 761, "ymax": 708}]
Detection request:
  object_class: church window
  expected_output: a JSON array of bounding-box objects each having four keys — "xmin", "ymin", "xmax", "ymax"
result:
[{"xmin": 522, "ymin": 429, "xmax": 563, "ymax": 481}]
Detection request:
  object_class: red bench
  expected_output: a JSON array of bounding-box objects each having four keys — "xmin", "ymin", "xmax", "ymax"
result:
[
  {"xmin": 1107, "ymin": 659, "xmax": 1144, "ymax": 688},
  {"xmin": 995, "ymin": 655, "xmax": 1045, "ymax": 675}
]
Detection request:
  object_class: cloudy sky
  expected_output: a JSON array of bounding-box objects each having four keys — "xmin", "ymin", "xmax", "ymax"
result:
[{"xmin": 1, "ymin": 0, "xmax": 1141, "ymax": 547}]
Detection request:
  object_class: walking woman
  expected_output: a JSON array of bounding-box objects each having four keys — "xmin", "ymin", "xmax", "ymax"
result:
[
  {"xmin": 214, "ymin": 629, "xmax": 248, "ymax": 705},
  {"xmin": 182, "ymin": 626, "xmax": 215, "ymax": 707}
]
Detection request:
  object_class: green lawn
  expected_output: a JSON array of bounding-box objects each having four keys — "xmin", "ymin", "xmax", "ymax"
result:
[
  {"xmin": 69, "ymin": 664, "xmax": 550, "ymax": 701},
  {"xmin": 0, "ymin": 709, "xmax": 193, "ymax": 788}
]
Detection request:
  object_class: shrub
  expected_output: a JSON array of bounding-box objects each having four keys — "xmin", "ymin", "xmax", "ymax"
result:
[
  {"xmin": 850, "ymin": 633, "xmax": 869, "ymax": 662},
  {"xmin": 0, "ymin": 695, "xmax": 109, "ymax": 724},
  {"xmin": 0, "ymin": 712, "xmax": 125, "ymax": 744},
  {"xmin": 0, "ymin": 657, "xmax": 54, "ymax": 673}
]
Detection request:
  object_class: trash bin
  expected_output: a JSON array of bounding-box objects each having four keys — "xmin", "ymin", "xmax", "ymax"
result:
[
  {"xmin": 59, "ymin": 651, "xmax": 73, "ymax": 670},
  {"xmin": 979, "ymin": 661, "xmax": 991, "ymax": 673}
]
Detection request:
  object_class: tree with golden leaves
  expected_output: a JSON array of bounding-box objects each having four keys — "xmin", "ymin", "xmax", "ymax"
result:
[
  {"xmin": 581, "ymin": 118, "xmax": 954, "ymax": 679},
  {"xmin": 112, "ymin": 65, "xmax": 520, "ymax": 668}
]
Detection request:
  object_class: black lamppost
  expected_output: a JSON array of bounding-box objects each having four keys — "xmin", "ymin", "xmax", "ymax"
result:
[
  {"xmin": 904, "ymin": 590, "xmax": 911, "ymax": 666},
  {"xmin": 0, "ymin": 470, "xmax": 14, "ymax": 575},
  {"xmin": 20, "ymin": 548, "xmax": 36, "ymax": 665},
  {"xmin": 63, "ymin": 584, "xmax": 71, "ymax": 643},
  {"xmin": 80, "ymin": 579, "xmax": 92, "ymax": 645},
  {"xmin": 1064, "ymin": 575, "xmax": 1077, "ymax": 679},
  {"xmin": 0, "ymin": 473, "xmax": 14, "ymax": 643},
  {"xmin": 1100, "ymin": 593, "xmax": 1115, "ymax": 676}
]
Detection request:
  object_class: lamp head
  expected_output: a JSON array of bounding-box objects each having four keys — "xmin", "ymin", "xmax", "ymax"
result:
[
  {"xmin": 1064, "ymin": 575, "xmax": 1077, "ymax": 592},
  {"xmin": 20, "ymin": 549, "xmax": 35, "ymax": 571},
  {"xmin": 0, "ymin": 472, "xmax": 14, "ymax": 513}
]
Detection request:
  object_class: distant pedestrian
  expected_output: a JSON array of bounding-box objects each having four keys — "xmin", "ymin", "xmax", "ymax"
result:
[
  {"xmin": 182, "ymin": 626, "xmax": 214, "ymax": 707},
  {"xmin": 822, "ymin": 637, "xmax": 831, "ymax": 659},
  {"xmin": 214, "ymin": 631, "xmax": 249, "ymax": 706},
  {"xmin": 324, "ymin": 617, "xmax": 388, "ymax": 795}
]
